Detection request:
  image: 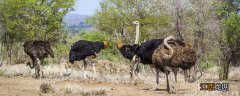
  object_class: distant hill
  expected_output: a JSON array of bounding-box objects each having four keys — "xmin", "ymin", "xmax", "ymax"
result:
[{"xmin": 63, "ymin": 14, "xmax": 93, "ymax": 32}]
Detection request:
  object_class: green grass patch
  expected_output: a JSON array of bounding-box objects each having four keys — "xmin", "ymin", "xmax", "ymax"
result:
[
  {"xmin": 199, "ymin": 61, "xmax": 216, "ymax": 69},
  {"xmin": 0, "ymin": 70, "xmax": 3, "ymax": 76}
]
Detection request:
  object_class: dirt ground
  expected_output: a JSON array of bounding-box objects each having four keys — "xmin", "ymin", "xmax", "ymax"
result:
[
  {"xmin": 0, "ymin": 63, "xmax": 239, "ymax": 96},
  {"xmin": 0, "ymin": 76, "xmax": 239, "ymax": 96}
]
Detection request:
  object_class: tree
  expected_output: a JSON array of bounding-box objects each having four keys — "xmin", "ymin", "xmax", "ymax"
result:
[
  {"xmin": 0, "ymin": 0, "xmax": 75, "ymax": 64},
  {"xmin": 216, "ymin": 0, "xmax": 240, "ymax": 80},
  {"xmin": 0, "ymin": 0, "xmax": 74, "ymax": 42},
  {"xmin": 87, "ymin": 0, "xmax": 171, "ymax": 43}
]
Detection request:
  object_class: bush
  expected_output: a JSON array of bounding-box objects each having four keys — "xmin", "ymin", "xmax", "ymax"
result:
[
  {"xmin": 199, "ymin": 61, "xmax": 216, "ymax": 70},
  {"xmin": 40, "ymin": 82, "xmax": 54, "ymax": 93}
]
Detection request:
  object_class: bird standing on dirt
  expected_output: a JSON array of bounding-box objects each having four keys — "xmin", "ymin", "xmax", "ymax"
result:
[
  {"xmin": 23, "ymin": 40, "xmax": 54, "ymax": 79},
  {"xmin": 69, "ymin": 40, "xmax": 109, "ymax": 79}
]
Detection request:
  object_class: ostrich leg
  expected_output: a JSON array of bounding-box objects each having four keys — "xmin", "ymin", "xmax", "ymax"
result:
[
  {"xmin": 135, "ymin": 63, "xmax": 141, "ymax": 78},
  {"xmin": 36, "ymin": 58, "xmax": 43, "ymax": 79},
  {"xmin": 92, "ymin": 63, "xmax": 96, "ymax": 79},
  {"xmin": 163, "ymin": 66, "xmax": 170, "ymax": 93},
  {"xmin": 83, "ymin": 59, "xmax": 88, "ymax": 79},
  {"xmin": 27, "ymin": 57, "xmax": 35, "ymax": 69},
  {"xmin": 35, "ymin": 66, "xmax": 39, "ymax": 78},
  {"xmin": 172, "ymin": 68, "xmax": 178, "ymax": 82},
  {"xmin": 32, "ymin": 56, "xmax": 40, "ymax": 79},
  {"xmin": 89, "ymin": 56, "xmax": 97, "ymax": 79},
  {"xmin": 184, "ymin": 69, "xmax": 190, "ymax": 82},
  {"xmin": 130, "ymin": 55, "xmax": 141, "ymax": 79},
  {"xmin": 152, "ymin": 67, "xmax": 160, "ymax": 90},
  {"xmin": 156, "ymin": 68, "xmax": 160, "ymax": 85},
  {"xmin": 130, "ymin": 60, "xmax": 138, "ymax": 79},
  {"xmin": 40, "ymin": 59, "xmax": 44, "ymax": 78},
  {"xmin": 130, "ymin": 61, "xmax": 135, "ymax": 79},
  {"xmin": 35, "ymin": 60, "xmax": 40, "ymax": 79}
]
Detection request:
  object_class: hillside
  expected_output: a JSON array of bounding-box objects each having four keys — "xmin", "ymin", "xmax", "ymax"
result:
[{"xmin": 63, "ymin": 14, "xmax": 92, "ymax": 32}]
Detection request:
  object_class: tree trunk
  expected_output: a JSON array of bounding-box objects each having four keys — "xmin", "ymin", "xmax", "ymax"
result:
[
  {"xmin": 0, "ymin": 43, "xmax": 4, "ymax": 66},
  {"xmin": 219, "ymin": 58, "xmax": 230, "ymax": 80},
  {"xmin": 6, "ymin": 44, "xmax": 12, "ymax": 64},
  {"xmin": 174, "ymin": 0, "xmax": 184, "ymax": 41}
]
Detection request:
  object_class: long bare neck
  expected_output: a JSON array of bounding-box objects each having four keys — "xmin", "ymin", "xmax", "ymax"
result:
[
  {"xmin": 162, "ymin": 36, "xmax": 174, "ymax": 59},
  {"xmin": 134, "ymin": 24, "xmax": 140, "ymax": 44}
]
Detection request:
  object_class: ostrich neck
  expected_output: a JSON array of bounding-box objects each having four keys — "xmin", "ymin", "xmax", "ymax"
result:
[
  {"xmin": 134, "ymin": 24, "xmax": 140, "ymax": 44},
  {"xmin": 162, "ymin": 37, "xmax": 174, "ymax": 59}
]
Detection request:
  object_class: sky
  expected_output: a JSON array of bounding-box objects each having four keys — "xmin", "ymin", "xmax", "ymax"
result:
[{"xmin": 68, "ymin": 0, "xmax": 102, "ymax": 15}]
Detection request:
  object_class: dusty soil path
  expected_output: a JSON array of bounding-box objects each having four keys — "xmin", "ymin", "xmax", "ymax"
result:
[
  {"xmin": 0, "ymin": 76, "xmax": 177, "ymax": 96},
  {"xmin": 0, "ymin": 76, "xmax": 239, "ymax": 96}
]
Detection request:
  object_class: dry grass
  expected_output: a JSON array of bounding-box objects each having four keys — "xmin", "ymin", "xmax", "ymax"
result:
[
  {"xmin": 0, "ymin": 64, "xmax": 33, "ymax": 77},
  {"xmin": 40, "ymin": 82, "xmax": 54, "ymax": 93},
  {"xmin": 0, "ymin": 60, "xmax": 239, "ymax": 96},
  {"xmin": 63, "ymin": 83, "xmax": 108, "ymax": 96}
]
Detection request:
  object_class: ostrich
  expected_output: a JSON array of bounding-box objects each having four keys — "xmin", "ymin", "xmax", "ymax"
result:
[
  {"xmin": 116, "ymin": 39, "xmax": 180, "ymax": 81},
  {"xmin": 23, "ymin": 41, "xmax": 54, "ymax": 79},
  {"xmin": 118, "ymin": 21, "xmax": 179, "ymax": 80},
  {"xmin": 152, "ymin": 35, "xmax": 197, "ymax": 93},
  {"xmin": 131, "ymin": 20, "xmax": 141, "ymax": 77},
  {"xmin": 132, "ymin": 21, "xmax": 180, "ymax": 80},
  {"xmin": 69, "ymin": 40, "xmax": 109, "ymax": 79}
]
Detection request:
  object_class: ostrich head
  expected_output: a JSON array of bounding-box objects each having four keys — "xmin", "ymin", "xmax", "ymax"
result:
[
  {"xmin": 132, "ymin": 21, "xmax": 140, "ymax": 25},
  {"xmin": 116, "ymin": 40, "xmax": 124, "ymax": 49},
  {"xmin": 161, "ymin": 35, "xmax": 176, "ymax": 60},
  {"xmin": 166, "ymin": 35, "xmax": 175, "ymax": 40},
  {"xmin": 103, "ymin": 41, "xmax": 109, "ymax": 48}
]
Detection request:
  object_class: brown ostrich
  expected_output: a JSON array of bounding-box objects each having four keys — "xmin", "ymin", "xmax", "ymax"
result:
[
  {"xmin": 152, "ymin": 35, "xmax": 197, "ymax": 93},
  {"xmin": 23, "ymin": 41, "xmax": 54, "ymax": 79}
]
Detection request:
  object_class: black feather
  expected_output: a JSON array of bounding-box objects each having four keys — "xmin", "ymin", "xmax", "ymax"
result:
[{"xmin": 69, "ymin": 40, "xmax": 105, "ymax": 64}]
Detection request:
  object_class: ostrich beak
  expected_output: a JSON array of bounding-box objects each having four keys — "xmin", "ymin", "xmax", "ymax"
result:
[
  {"xmin": 131, "ymin": 21, "xmax": 135, "ymax": 24},
  {"xmin": 132, "ymin": 21, "xmax": 139, "ymax": 25},
  {"xmin": 69, "ymin": 60, "xmax": 74, "ymax": 64},
  {"xmin": 103, "ymin": 41, "xmax": 109, "ymax": 48},
  {"xmin": 116, "ymin": 40, "xmax": 124, "ymax": 49}
]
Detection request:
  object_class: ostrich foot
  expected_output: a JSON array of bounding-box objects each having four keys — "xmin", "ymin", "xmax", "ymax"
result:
[
  {"xmin": 35, "ymin": 75, "xmax": 40, "ymax": 79},
  {"xmin": 83, "ymin": 74, "xmax": 91, "ymax": 80},
  {"xmin": 168, "ymin": 86, "xmax": 177, "ymax": 94},
  {"xmin": 137, "ymin": 73, "xmax": 142, "ymax": 79},
  {"xmin": 63, "ymin": 72, "xmax": 71, "ymax": 77}
]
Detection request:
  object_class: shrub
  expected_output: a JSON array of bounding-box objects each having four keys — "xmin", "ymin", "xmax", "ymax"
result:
[{"xmin": 40, "ymin": 82, "xmax": 54, "ymax": 93}]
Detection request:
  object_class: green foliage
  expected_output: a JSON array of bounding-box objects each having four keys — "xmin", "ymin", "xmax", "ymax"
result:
[
  {"xmin": 0, "ymin": 69, "xmax": 3, "ymax": 76},
  {"xmin": 87, "ymin": 0, "xmax": 171, "ymax": 42},
  {"xmin": 82, "ymin": 32, "xmax": 108, "ymax": 41},
  {"xmin": 217, "ymin": 0, "xmax": 240, "ymax": 72},
  {"xmin": 216, "ymin": 1, "xmax": 239, "ymax": 18},
  {"xmin": 222, "ymin": 12, "xmax": 240, "ymax": 64},
  {"xmin": 199, "ymin": 61, "xmax": 216, "ymax": 70},
  {"xmin": 0, "ymin": 0, "xmax": 75, "ymax": 43},
  {"xmin": 203, "ymin": 48, "xmax": 221, "ymax": 62},
  {"xmin": 54, "ymin": 43, "xmax": 70, "ymax": 58},
  {"xmin": 223, "ymin": 13, "xmax": 240, "ymax": 45}
]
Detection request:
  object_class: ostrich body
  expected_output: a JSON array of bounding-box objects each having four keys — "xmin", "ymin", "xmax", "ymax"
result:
[
  {"xmin": 23, "ymin": 41, "xmax": 54, "ymax": 79},
  {"xmin": 69, "ymin": 40, "xmax": 109, "ymax": 79},
  {"xmin": 152, "ymin": 35, "xmax": 197, "ymax": 93}
]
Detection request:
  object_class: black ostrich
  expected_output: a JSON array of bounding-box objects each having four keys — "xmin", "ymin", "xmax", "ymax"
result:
[
  {"xmin": 23, "ymin": 40, "xmax": 54, "ymax": 79},
  {"xmin": 69, "ymin": 40, "xmax": 109, "ymax": 79},
  {"xmin": 116, "ymin": 39, "xmax": 180, "ymax": 81}
]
